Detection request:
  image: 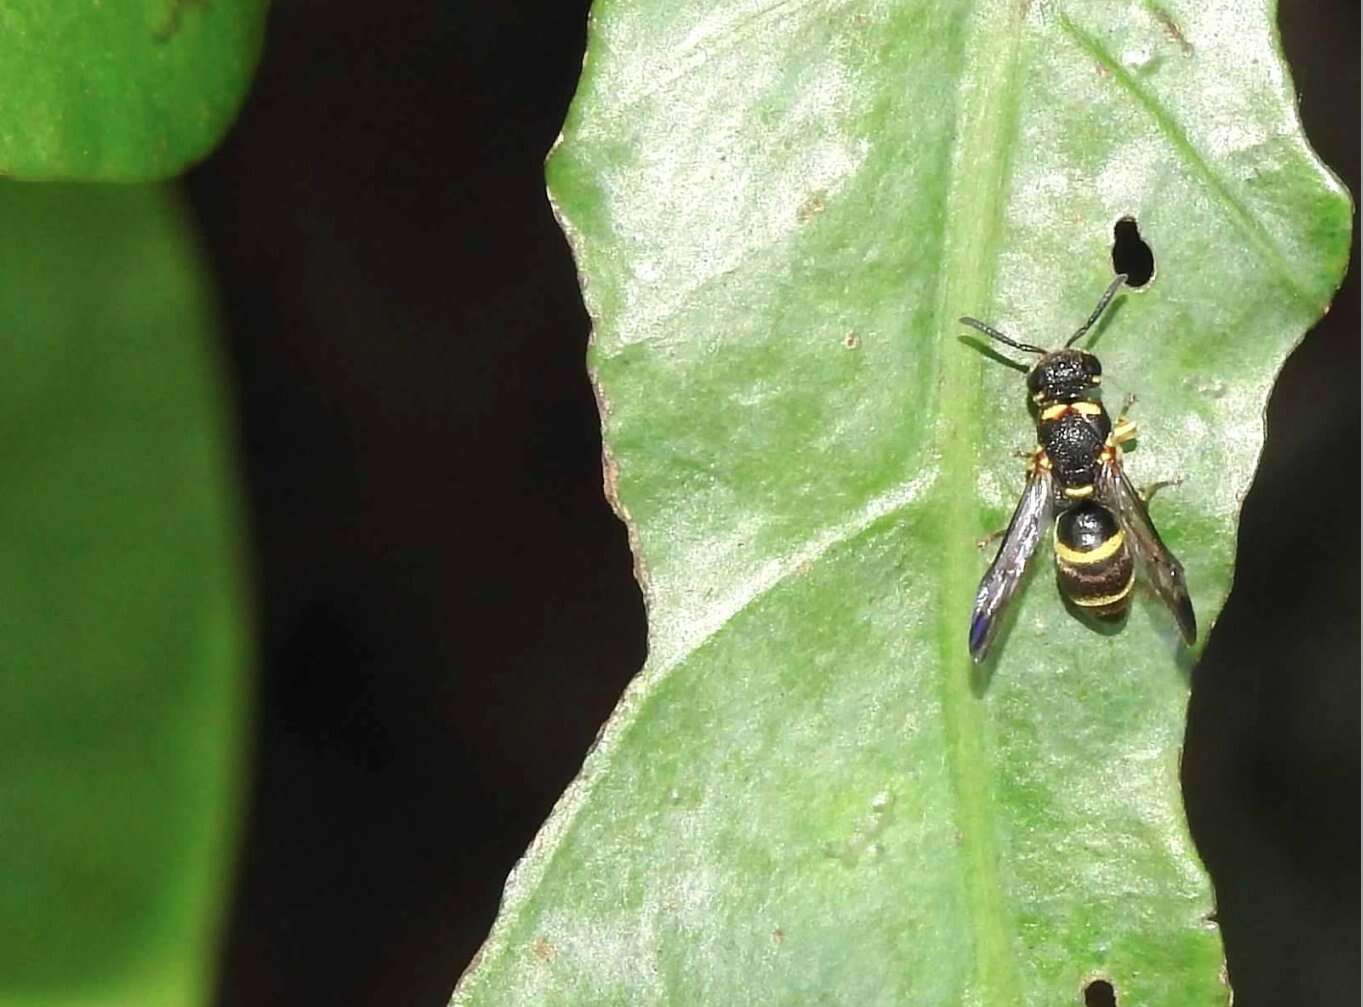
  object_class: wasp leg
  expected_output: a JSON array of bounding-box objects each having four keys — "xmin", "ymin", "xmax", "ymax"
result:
[
  {"xmin": 982, "ymin": 445, "xmax": 1046, "ymax": 547},
  {"xmin": 1105, "ymin": 393, "xmax": 1137, "ymax": 445},
  {"xmin": 976, "ymin": 527, "xmax": 1007, "ymax": 551},
  {"xmin": 1140, "ymin": 476, "xmax": 1183, "ymax": 504}
]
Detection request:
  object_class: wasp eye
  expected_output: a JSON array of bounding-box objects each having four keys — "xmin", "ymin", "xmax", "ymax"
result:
[{"xmin": 1026, "ymin": 366, "xmax": 1046, "ymax": 395}]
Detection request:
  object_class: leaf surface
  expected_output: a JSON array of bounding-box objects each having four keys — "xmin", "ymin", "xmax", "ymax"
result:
[
  {"xmin": 458, "ymin": 1, "xmax": 1351, "ymax": 1003},
  {"xmin": 0, "ymin": 183, "xmax": 249, "ymax": 1007},
  {"xmin": 0, "ymin": 0, "xmax": 266, "ymax": 180}
]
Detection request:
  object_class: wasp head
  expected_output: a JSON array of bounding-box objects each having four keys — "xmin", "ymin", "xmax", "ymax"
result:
[{"xmin": 1027, "ymin": 349, "xmax": 1101, "ymax": 405}]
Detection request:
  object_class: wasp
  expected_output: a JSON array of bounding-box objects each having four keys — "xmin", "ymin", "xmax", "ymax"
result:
[{"xmin": 959, "ymin": 273, "xmax": 1196, "ymax": 663}]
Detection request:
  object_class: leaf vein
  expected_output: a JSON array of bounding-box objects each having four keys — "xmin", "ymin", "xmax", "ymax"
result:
[
  {"xmin": 1057, "ymin": 11, "xmax": 1317, "ymax": 309},
  {"xmin": 599, "ymin": 0, "xmax": 855, "ymax": 116},
  {"xmin": 648, "ymin": 468, "xmax": 938, "ymax": 677}
]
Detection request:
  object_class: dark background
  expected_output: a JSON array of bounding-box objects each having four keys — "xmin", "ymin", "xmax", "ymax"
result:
[{"xmin": 186, "ymin": 4, "xmax": 1359, "ymax": 1005}]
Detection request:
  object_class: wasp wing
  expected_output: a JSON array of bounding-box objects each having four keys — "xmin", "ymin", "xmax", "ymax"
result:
[
  {"xmin": 1096, "ymin": 458, "xmax": 1197, "ymax": 644},
  {"xmin": 969, "ymin": 467, "xmax": 1055, "ymax": 663}
]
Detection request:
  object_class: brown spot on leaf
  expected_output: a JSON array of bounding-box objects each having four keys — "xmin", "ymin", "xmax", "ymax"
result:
[
  {"xmin": 602, "ymin": 447, "xmax": 623, "ymax": 510},
  {"xmin": 842, "ymin": 331, "xmax": 860, "ymax": 350},
  {"xmin": 531, "ymin": 936, "xmax": 557, "ymax": 962},
  {"xmin": 1151, "ymin": 5, "xmax": 1193, "ymax": 54},
  {"xmin": 153, "ymin": 0, "xmax": 211, "ymax": 42},
  {"xmin": 797, "ymin": 191, "xmax": 827, "ymax": 223},
  {"xmin": 599, "ymin": 443, "xmax": 652, "ymax": 596}
]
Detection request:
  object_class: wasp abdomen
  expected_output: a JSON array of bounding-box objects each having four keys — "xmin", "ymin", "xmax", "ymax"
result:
[{"xmin": 1054, "ymin": 503, "xmax": 1133, "ymax": 620}]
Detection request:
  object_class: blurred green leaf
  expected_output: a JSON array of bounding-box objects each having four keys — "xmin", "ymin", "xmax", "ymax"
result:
[
  {"xmin": 457, "ymin": 0, "xmax": 1350, "ymax": 1004},
  {"xmin": 0, "ymin": 183, "xmax": 249, "ymax": 1006},
  {"xmin": 0, "ymin": 1, "xmax": 267, "ymax": 181}
]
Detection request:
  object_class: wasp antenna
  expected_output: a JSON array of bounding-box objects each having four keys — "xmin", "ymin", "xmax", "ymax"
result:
[
  {"xmin": 1066, "ymin": 273, "xmax": 1129, "ymax": 347},
  {"xmin": 958, "ymin": 316, "xmax": 1047, "ymax": 355}
]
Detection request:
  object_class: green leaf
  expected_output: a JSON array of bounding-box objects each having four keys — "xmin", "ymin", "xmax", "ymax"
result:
[
  {"xmin": 0, "ymin": 182, "xmax": 249, "ymax": 1006},
  {"xmin": 458, "ymin": 0, "xmax": 1350, "ymax": 1003},
  {"xmin": 0, "ymin": 1, "xmax": 267, "ymax": 181}
]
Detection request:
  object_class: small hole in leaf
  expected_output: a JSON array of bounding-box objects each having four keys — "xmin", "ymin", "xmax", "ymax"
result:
[
  {"xmin": 1084, "ymin": 979, "xmax": 1118, "ymax": 1007},
  {"xmin": 1111, "ymin": 217, "xmax": 1154, "ymax": 287}
]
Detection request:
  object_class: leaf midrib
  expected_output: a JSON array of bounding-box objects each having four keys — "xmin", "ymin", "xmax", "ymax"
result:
[{"xmin": 930, "ymin": 0, "xmax": 1031, "ymax": 1000}]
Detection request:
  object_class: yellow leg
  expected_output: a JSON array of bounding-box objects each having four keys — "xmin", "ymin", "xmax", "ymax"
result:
[
  {"xmin": 1140, "ymin": 477, "xmax": 1182, "ymax": 504},
  {"xmin": 1112, "ymin": 393, "xmax": 1139, "ymax": 446},
  {"xmin": 976, "ymin": 528, "xmax": 1005, "ymax": 551}
]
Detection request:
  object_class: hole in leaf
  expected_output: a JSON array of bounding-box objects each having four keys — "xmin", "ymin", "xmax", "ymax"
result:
[
  {"xmin": 1111, "ymin": 217, "xmax": 1154, "ymax": 287},
  {"xmin": 1084, "ymin": 979, "xmax": 1118, "ymax": 1007}
]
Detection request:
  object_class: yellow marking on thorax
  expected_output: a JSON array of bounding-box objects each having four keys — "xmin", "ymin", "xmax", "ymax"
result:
[
  {"xmin": 1069, "ymin": 570, "xmax": 1136, "ymax": 607},
  {"xmin": 1040, "ymin": 400, "xmax": 1103, "ymax": 422},
  {"xmin": 1054, "ymin": 527, "xmax": 1126, "ymax": 565},
  {"xmin": 1062, "ymin": 484, "xmax": 1094, "ymax": 499}
]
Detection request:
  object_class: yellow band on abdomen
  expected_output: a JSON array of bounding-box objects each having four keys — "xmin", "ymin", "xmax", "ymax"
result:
[
  {"xmin": 1069, "ymin": 571, "xmax": 1136, "ymax": 607},
  {"xmin": 1054, "ymin": 527, "xmax": 1126, "ymax": 565}
]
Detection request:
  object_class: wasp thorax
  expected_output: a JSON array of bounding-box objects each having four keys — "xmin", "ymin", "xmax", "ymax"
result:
[{"xmin": 1027, "ymin": 349, "xmax": 1102, "ymax": 404}]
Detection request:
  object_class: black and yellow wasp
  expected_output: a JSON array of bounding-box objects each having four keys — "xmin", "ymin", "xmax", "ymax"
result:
[{"xmin": 960, "ymin": 273, "xmax": 1196, "ymax": 663}]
